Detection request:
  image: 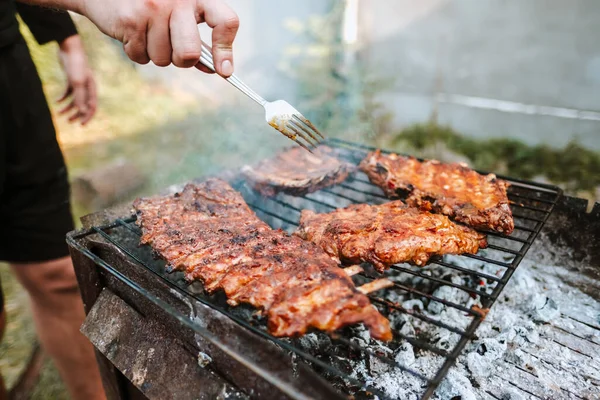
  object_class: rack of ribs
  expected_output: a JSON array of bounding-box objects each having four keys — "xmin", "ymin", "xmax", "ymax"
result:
[
  {"xmin": 241, "ymin": 145, "xmax": 354, "ymax": 197},
  {"xmin": 295, "ymin": 201, "xmax": 487, "ymax": 272},
  {"xmin": 359, "ymin": 151, "xmax": 514, "ymax": 234},
  {"xmin": 133, "ymin": 178, "xmax": 392, "ymax": 341}
]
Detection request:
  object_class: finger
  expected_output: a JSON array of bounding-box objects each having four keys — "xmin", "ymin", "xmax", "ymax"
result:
[
  {"xmin": 123, "ymin": 27, "xmax": 150, "ymax": 64},
  {"xmin": 195, "ymin": 62, "xmax": 215, "ymax": 74},
  {"xmin": 59, "ymin": 101, "xmax": 76, "ymax": 115},
  {"xmin": 169, "ymin": 6, "xmax": 201, "ymax": 68},
  {"xmin": 68, "ymin": 111, "xmax": 82, "ymax": 123},
  {"xmin": 81, "ymin": 78, "xmax": 97, "ymax": 125},
  {"xmin": 57, "ymin": 86, "xmax": 72, "ymax": 102},
  {"xmin": 147, "ymin": 14, "xmax": 172, "ymax": 67},
  {"xmin": 202, "ymin": 0, "xmax": 239, "ymax": 76},
  {"xmin": 72, "ymin": 80, "xmax": 88, "ymax": 117}
]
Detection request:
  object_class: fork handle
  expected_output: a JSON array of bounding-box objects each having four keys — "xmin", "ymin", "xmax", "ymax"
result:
[{"xmin": 199, "ymin": 41, "xmax": 267, "ymax": 107}]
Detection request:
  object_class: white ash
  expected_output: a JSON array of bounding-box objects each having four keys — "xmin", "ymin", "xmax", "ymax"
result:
[{"xmin": 339, "ymin": 256, "xmax": 600, "ymax": 400}]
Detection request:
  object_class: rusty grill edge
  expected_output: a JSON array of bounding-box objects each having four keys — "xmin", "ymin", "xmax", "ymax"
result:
[{"xmin": 67, "ymin": 138, "xmax": 562, "ymax": 400}]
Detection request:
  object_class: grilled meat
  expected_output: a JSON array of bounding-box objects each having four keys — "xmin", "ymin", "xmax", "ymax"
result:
[
  {"xmin": 241, "ymin": 145, "xmax": 354, "ymax": 197},
  {"xmin": 295, "ymin": 200, "xmax": 487, "ymax": 272},
  {"xmin": 359, "ymin": 151, "xmax": 514, "ymax": 234},
  {"xmin": 133, "ymin": 179, "xmax": 392, "ymax": 341}
]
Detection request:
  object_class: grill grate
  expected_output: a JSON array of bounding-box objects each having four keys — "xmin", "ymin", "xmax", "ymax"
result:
[{"xmin": 68, "ymin": 138, "xmax": 562, "ymax": 399}]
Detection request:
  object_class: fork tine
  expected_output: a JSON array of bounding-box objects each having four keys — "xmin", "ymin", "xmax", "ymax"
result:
[
  {"xmin": 291, "ymin": 115, "xmax": 321, "ymax": 144},
  {"xmin": 287, "ymin": 121, "xmax": 319, "ymax": 149},
  {"xmin": 288, "ymin": 119, "xmax": 320, "ymax": 147},
  {"xmin": 274, "ymin": 124, "xmax": 313, "ymax": 153},
  {"xmin": 294, "ymin": 139, "xmax": 314, "ymax": 153},
  {"xmin": 288, "ymin": 132, "xmax": 314, "ymax": 153},
  {"xmin": 293, "ymin": 114, "xmax": 325, "ymax": 140},
  {"xmin": 285, "ymin": 123, "xmax": 317, "ymax": 152}
]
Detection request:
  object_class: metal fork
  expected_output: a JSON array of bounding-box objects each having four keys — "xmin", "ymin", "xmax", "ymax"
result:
[{"xmin": 198, "ymin": 41, "xmax": 324, "ymax": 152}]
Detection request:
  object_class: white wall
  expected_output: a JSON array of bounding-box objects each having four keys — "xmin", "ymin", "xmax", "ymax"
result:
[{"xmin": 359, "ymin": 0, "xmax": 600, "ymax": 150}]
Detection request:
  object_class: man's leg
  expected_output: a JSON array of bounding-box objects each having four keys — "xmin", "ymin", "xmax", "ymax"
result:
[{"xmin": 10, "ymin": 257, "xmax": 106, "ymax": 400}]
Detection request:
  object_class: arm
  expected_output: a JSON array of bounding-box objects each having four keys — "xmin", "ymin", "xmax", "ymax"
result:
[
  {"xmin": 16, "ymin": 0, "xmax": 239, "ymax": 76},
  {"xmin": 16, "ymin": 4, "xmax": 96, "ymax": 124}
]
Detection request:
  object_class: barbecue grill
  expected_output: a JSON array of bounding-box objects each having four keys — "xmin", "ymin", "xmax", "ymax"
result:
[{"xmin": 66, "ymin": 139, "xmax": 599, "ymax": 400}]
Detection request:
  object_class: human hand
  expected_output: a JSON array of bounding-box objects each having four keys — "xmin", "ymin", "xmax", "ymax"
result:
[
  {"xmin": 80, "ymin": 0, "xmax": 239, "ymax": 76},
  {"xmin": 57, "ymin": 34, "xmax": 97, "ymax": 125}
]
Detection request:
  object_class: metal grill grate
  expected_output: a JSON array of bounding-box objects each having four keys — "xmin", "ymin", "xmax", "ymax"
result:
[{"xmin": 68, "ymin": 138, "xmax": 562, "ymax": 399}]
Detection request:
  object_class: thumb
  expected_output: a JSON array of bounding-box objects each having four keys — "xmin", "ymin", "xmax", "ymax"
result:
[{"xmin": 203, "ymin": 1, "xmax": 239, "ymax": 77}]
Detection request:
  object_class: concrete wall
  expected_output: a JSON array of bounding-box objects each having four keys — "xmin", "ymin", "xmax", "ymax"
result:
[{"xmin": 358, "ymin": 0, "xmax": 600, "ymax": 150}]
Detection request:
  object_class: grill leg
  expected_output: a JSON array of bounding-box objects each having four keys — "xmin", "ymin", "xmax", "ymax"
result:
[{"xmin": 69, "ymin": 244, "xmax": 145, "ymax": 400}]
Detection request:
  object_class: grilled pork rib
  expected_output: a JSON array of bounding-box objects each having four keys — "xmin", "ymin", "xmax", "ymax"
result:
[
  {"xmin": 359, "ymin": 151, "xmax": 514, "ymax": 234},
  {"xmin": 133, "ymin": 179, "xmax": 392, "ymax": 341},
  {"xmin": 241, "ymin": 145, "xmax": 354, "ymax": 197},
  {"xmin": 296, "ymin": 201, "xmax": 487, "ymax": 272}
]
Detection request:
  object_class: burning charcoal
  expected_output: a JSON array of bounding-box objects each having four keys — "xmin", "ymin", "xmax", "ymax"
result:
[
  {"xmin": 510, "ymin": 267, "xmax": 536, "ymax": 293},
  {"xmin": 427, "ymin": 299, "xmax": 445, "ymax": 315},
  {"xmin": 351, "ymin": 325, "xmax": 373, "ymax": 345},
  {"xmin": 427, "ymin": 282, "xmax": 470, "ymax": 314},
  {"xmin": 297, "ymin": 333, "xmax": 332, "ymax": 353},
  {"xmin": 432, "ymin": 329, "xmax": 460, "ymax": 352},
  {"xmin": 489, "ymin": 310, "xmax": 519, "ymax": 333},
  {"xmin": 466, "ymin": 338, "xmax": 507, "ymax": 378},
  {"xmin": 399, "ymin": 319, "xmax": 416, "ymax": 338},
  {"xmin": 394, "ymin": 342, "xmax": 415, "ymax": 367},
  {"xmin": 435, "ymin": 369, "xmax": 477, "ymax": 400},
  {"xmin": 367, "ymin": 345, "xmax": 394, "ymax": 375},
  {"xmin": 504, "ymin": 348, "xmax": 532, "ymax": 368},
  {"xmin": 444, "ymin": 254, "xmax": 487, "ymax": 272},
  {"xmin": 329, "ymin": 355, "xmax": 355, "ymax": 377},
  {"xmin": 505, "ymin": 322, "xmax": 540, "ymax": 346},
  {"xmin": 383, "ymin": 288, "xmax": 405, "ymax": 305},
  {"xmin": 374, "ymin": 373, "xmax": 421, "ymax": 400},
  {"xmin": 402, "ymin": 299, "xmax": 425, "ymax": 313},
  {"xmin": 500, "ymin": 388, "xmax": 526, "ymax": 400},
  {"xmin": 388, "ymin": 312, "xmax": 416, "ymax": 337},
  {"xmin": 526, "ymin": 295, "xmax": 560, "ymax": 323},
  {"xmin": 350, "ymin": 337, "xmax": 366, "ymax": 349}
]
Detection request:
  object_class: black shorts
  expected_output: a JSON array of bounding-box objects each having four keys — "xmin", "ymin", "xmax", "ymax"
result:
[{"xmin": 0, "ymin": 35, "xmax": 74, "ymax": 264}]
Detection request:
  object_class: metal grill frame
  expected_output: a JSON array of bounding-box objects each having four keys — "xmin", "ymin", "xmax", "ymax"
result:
[{"xmin": 67, "ymin": 138, "xmax": 562, "ymax": 400}]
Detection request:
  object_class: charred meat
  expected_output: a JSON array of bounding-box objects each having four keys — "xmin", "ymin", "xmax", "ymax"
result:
[
  {"xmin": 295, "ymin": 200, "xmax": 487, "ymax": 272},
  {"xmin": 241, "ymin": 145, "xmax": 354, "ymax": 197},
  {"xmin": 133, "ymin": 179, "xmax": 392, "ymax": 341},
  {"xmin": 359, "ymin": 151, "xmax": 514, "ymax": 234}
]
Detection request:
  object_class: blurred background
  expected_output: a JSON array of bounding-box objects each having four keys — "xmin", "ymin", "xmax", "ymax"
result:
[{"xmin": 1, "ymin": 0, "xmax": 599, "ymax": 397}]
